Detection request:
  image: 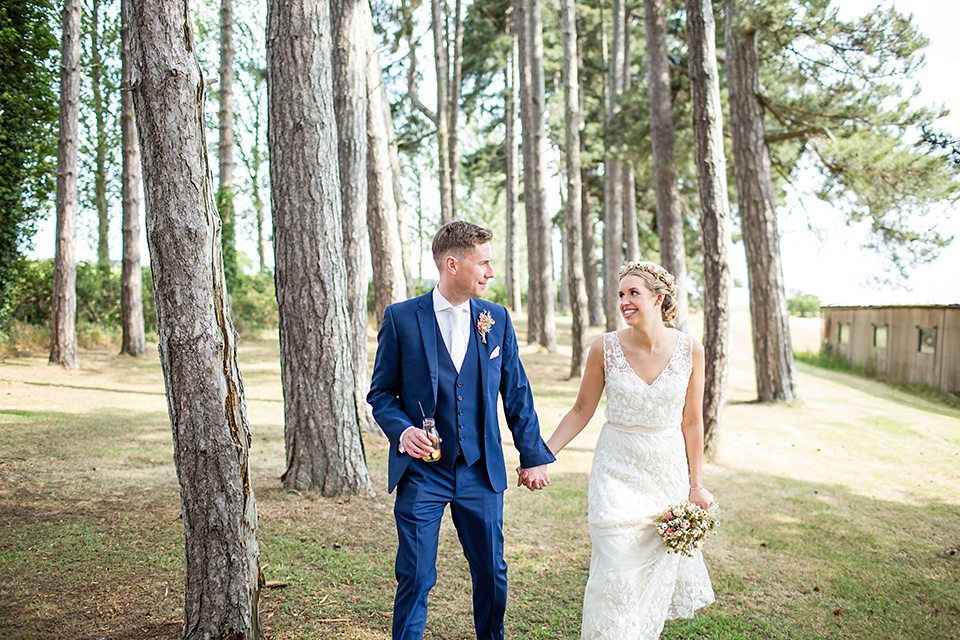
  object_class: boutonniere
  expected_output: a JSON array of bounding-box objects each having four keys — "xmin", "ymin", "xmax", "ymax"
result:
[{"xmin": 476, "ymin": 310, "xmax": 495, "ymax": 344}]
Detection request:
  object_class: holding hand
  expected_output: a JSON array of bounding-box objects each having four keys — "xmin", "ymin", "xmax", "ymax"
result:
[
  {"xmin": 401, "ymin": 427, "xmax": 440, "ymax": 459},
  {"xmin": 688, "ymin": 486, "xmax": 714, "ymax": 510},
  {"xmin": 516, "ymin": 465, "xmax": 550, "ymax": 491}
]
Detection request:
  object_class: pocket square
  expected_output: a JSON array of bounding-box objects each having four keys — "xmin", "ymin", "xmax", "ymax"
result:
[{"xmin": 489, "ymin": 346, "xmax": 501, "ymax": 359}]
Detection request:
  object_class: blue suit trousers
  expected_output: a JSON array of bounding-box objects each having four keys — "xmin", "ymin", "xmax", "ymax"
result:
[{"xmin": 392, "ymin": 456, "xmax": 507, "ymax": 640}]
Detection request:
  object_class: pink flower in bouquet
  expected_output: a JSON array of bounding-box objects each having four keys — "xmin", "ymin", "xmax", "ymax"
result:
[{"xmin": 665, "ymin": 512, "xmax": 674, "ymax": 521}]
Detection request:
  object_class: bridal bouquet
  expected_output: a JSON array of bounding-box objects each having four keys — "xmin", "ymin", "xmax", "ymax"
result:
[{"xmin": 654, "ymin": 501, "xmax": 719, "ymax": 557}]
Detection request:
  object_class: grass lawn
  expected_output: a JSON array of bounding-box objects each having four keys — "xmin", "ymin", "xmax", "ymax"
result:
[{"xmin": 1, "ymin": 310, "xmax": 958, "ymax": 639}]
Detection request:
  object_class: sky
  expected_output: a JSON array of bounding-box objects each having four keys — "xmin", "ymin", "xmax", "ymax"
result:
[
  {"xmin": 762, "ymin": 0, "xmax": 960, "ymax": 306},
  {"xmin": 28, "ymin": 0, "xmax": 959, "ymax": 306}
]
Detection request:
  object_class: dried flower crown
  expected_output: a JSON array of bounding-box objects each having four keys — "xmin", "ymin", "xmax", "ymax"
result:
[{"xmin": 618, "ymin": 260, "xmax": 677, "ymax": 297}]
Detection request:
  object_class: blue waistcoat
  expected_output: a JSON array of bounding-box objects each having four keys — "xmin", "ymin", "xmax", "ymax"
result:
[{"xmin": 435, "ymin": 320, "xmax": 483, "ymax": 466}]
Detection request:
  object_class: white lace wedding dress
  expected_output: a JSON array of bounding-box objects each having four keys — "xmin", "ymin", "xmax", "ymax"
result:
[{"xmin": 580, "ymin": 331, "xmax": 715, "ymax": 640}]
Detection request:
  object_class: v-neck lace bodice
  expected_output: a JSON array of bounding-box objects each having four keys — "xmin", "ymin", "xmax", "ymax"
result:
[{"xmin": 602, "ymin": 331, "xmax": 692, "ymax": 431}]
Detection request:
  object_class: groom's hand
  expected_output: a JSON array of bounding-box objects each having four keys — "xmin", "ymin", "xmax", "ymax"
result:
[
  {"xmin": 400, "ymin": 427, "xmax": 438, "ymax": 459},
  {"xmin": 516, "ymin": 465, "xmax": 550, "ymax": 491}
]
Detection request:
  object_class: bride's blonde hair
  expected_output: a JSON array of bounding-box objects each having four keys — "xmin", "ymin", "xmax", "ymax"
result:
[{"xmin": 618, "ymin": 261, "xmax": 678, "ymax": 326}]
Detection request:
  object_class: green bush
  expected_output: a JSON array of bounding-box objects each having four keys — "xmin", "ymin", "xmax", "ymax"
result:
[
  {"xmin": 3, "ymin": 259, "xmax": 276, "ymax": 342},
  {"xmin": 788, "ymin": 291, "xmax": 821, "ymax": 317},
  {"xmin": 5, "ymin": 259, "xmax": 158, "ymax": 333},
  {"xmin": 230, "ymin": 271, "xmax": 277, "ymax": 336}
]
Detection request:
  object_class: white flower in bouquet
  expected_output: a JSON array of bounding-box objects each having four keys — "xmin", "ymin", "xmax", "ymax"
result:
[{"xmin": 654, "ymin": 500, "xmax": 719, "ymax": 557}]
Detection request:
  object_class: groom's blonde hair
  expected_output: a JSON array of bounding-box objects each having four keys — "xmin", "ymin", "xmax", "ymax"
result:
[{"xmin": 432, "ymin": 221, "xmax": 494, "ymax": 268}]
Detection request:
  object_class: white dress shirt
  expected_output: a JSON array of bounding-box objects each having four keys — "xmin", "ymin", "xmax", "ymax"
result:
[
  {"xmin": 432, "ymin": 287, "xmax": 471, "ymax": 373},
  {"xmin": 399, "ymin": 288, "xmax": 472, "ymax": 451}
]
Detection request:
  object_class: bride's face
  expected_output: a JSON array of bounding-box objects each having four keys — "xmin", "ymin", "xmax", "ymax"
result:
[{"xmin": 618, "ymin": 275, "xmax": 660, "ymax": 325}]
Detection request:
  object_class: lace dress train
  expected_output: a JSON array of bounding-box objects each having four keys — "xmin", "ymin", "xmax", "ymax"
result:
[{"xmin": 580, "ymin": 331, "xmax": 714, "ymax": 640}]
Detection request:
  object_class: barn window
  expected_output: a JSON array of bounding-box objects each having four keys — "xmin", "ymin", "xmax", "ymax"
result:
[
  {"xmin": 918, "ymin": 327, "xmax": 937, "ymax": 354},
  {"xmin": 873, "ymin": 325, "xmax": 888, "ymax": 349},
  {"xmin": 839, "ymin": 323, "xmax": 851, "ymax": 346}
]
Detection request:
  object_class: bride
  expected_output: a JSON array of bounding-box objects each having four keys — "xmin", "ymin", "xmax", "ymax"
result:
[{"xmin": 543, "ymin": 261, "xmax": 715, "ymax": 639}]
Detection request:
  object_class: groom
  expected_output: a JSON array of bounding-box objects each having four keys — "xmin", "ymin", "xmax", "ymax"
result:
[{"xmin": 367, "ymin": 221, "xmax": 555, "ymax": 640}]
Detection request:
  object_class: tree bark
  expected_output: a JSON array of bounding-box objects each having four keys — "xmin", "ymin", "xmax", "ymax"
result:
[
  {"xmin": 621, "ymin": 10, "xmax": 639, "ymax": 263},
  {"xmin": 218, "ymin": 0, "xmax": 238, "ymax": 288},
  {"xmin": 50, "ymin": 0, "xmax": 80, "ymax": 370},
  {"xmin": 366, "ymin": 5, "xmax": 408, "ymax": 327},
  {"xmin": 331, "ymin": 0, "xmax": 376, "ymax": 434},
  {"xmin": 725, "ymin": 0, "xmax": 797, "ymax": 402},
  {"xmin": 603, "ymin": 0, "xmax": 625, "ymax": 332},
  {"xmin": 126, "ymin": 1, "xmax": 261, "ymax": 637},
  {"xmin": 388, "ymin": 115, "xmax": 416, "ymax": 298},
  {"xmin": 581, "ymin": 167, "xmax": 603, "ymax": 326},
  {"xmin": 515, "ymin": 0, "xmax": 539, "ymax": 342},
  {"xmin": 562, "ymin": 0, "xmax": 587, "ymax": 376},
  {"xmin": 268, "ymin": 0, "xmax": 375, "ymax": 495},
  {"xmin": 578, "ymin": 34, "xmax": 602, "ymax": 328},
  {"xmin": 526, "ymin": 0, "xmax": 556, "ymax": 350},
  {"xmin": 644, "ymin": 0, "xmax": 688, "ymax": 331},
  {"xmin": 687, "ymin": 0, "xmax": 731, "ymax": 446},
  {"xmin": 432, "ymin": 0, "xmax": 454, "ymax": 224},
  {"xmin": 448, "ymin": 0, "xmax": 463, "ymax": 221},
  {"xmin": 120, "ymin": 0, "xmax": 145, "ymax": 357},
  {"xmin": 91, "ymin": 0, "xmax": 109, "ymax": 274},
  {"xmin": 504, "ymin": 15, "xmax": 522, "ymax": 313}
]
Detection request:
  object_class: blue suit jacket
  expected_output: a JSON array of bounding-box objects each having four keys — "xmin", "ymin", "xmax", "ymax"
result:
[{"xmin": 367, "ymin": 291, "xmax": 556, "ymax": 493}]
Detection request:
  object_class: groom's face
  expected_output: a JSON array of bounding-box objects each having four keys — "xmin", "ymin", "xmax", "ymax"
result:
[{"xmin": 451, "ymin": 241, "xmax": 495, "ymax": 300}]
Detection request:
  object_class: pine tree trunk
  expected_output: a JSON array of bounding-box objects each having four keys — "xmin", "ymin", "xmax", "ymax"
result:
[
  {"xmin": 603, "ymin": 0, "xmax": 625, "ymax": 332},
  {"xmin": 126, "ymin": 1, "xmax": 261, "ymax": 637},
  {"xmin": 562, "ymin": 0, "xmax": 587, "ymax": 377},
  {"xmin": 268, "ymin": 0, "xmax": 375, "ymax": 495},
  {"xmin": 120, "ymin": 0, "xmax": 145, "ymax": 357},
  {"xmin": 218, "ymin": 0, "xmax": 237, "ymax": 288},
  {"xmin": 504, "ymin": 16, "xmax": 522, "ymax": 313},
  {"xmin": 577, "ymin": 35, "xmax": 602, "ymax": 328},
  {"xmin": 389, "ymin": 122, "xmax": 416, "ymax": 298},
  {"xmin": 91, "ymin": 0, "xmax": 109, "ymax": 273},
  {"xmin": 432, "ymin": 0, "xmax": 454, "ymax": 225},
  {"xmin": 50, "ymin": 0, "xmax": 80, "ymax": 370},
  {"xmin": 644, "ymin": 0, "xmax": 688, "ymax": 331},
  {"xmin": 621, "ymin": 11, "xmax": 639, "ymax": 262},
  {"xmin": 725, "ymin": 0, "xmax": 797, "ymax": 402},
  {"xmin": 558, "ymin": 238, "xmax": 570, "ymax": 314},
  {"xmin": 528, "ymin": 0, "xmax": 556, "ymax": 350},
  {"xmin": 382, "ymin": 58, "xmax": 414, "ymax": 298},
  {"xmin": 331, "ymin": 0, "xmax": 376, "ymax": 434},
  {"xmin": 687, "ymin": 0, "xmax": 731, "ymax": 446},
  {"xmin": 515, "ymin": 0, "xmax": 540, "ymax": 343},
  {"xmin": 366, "ymin": 3, "xmax": 408, "ymax": 327},
  {"xmin": 581, "ymin": 167, "xmax": 603, "ymax": 326},
  {"xmin": 448, "ymin": 0, "xmax": 463, "ymax": 221},
  {"xmin": 252, "ymin": 93, "xmax": 266, "ymax": 273}
]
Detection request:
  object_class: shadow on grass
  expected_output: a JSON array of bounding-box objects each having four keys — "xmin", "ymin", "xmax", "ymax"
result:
[
  {"xmin": 795, "ymin": 361, "xmax": 960, "ymax": 420},
  {"xmin": 502, "ymin": 466, "xmax": 960, "ymax": 640},
  {"xmin": 3, "ymin": 409, "xmax": 959, "ymax": 639}
]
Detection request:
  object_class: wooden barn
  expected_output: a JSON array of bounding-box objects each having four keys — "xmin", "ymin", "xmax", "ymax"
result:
[{"xmin": 820, "ymin": 305, "xmax": 960, "ymax": 394}]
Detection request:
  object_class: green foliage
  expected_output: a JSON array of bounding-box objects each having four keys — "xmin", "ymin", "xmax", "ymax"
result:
[
  {"xmin": 5, "ymin": 260, "xmax": 157, "ymax": 333},
  {"xmin": 5, "ymin": 259, "xmax": 277, "ymax": 341},
  {"xmin": 787, "ymin": 291, "xmax": 821, "ymax": 317},
  {"xmin": 229, "ymin": 271, "xmax": 277, "ymax": 336},
  {"xmin": 0, "ymin": 0, "xmax": 58, "ymax": 325},
  {"xmin": 749, "ymin": 0, "xmax": 959, "ymax": 273}
]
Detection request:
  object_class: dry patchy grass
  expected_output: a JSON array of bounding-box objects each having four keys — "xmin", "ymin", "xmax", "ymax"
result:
[{"xmin": 1, "ymin": 312, "xmax": 958, "ymax": 639}]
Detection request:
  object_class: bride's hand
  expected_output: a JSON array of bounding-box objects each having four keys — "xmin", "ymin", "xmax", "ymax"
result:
[{"xmin": 689, "ymin": 487, "xmax": 714, "ymax": 510}]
